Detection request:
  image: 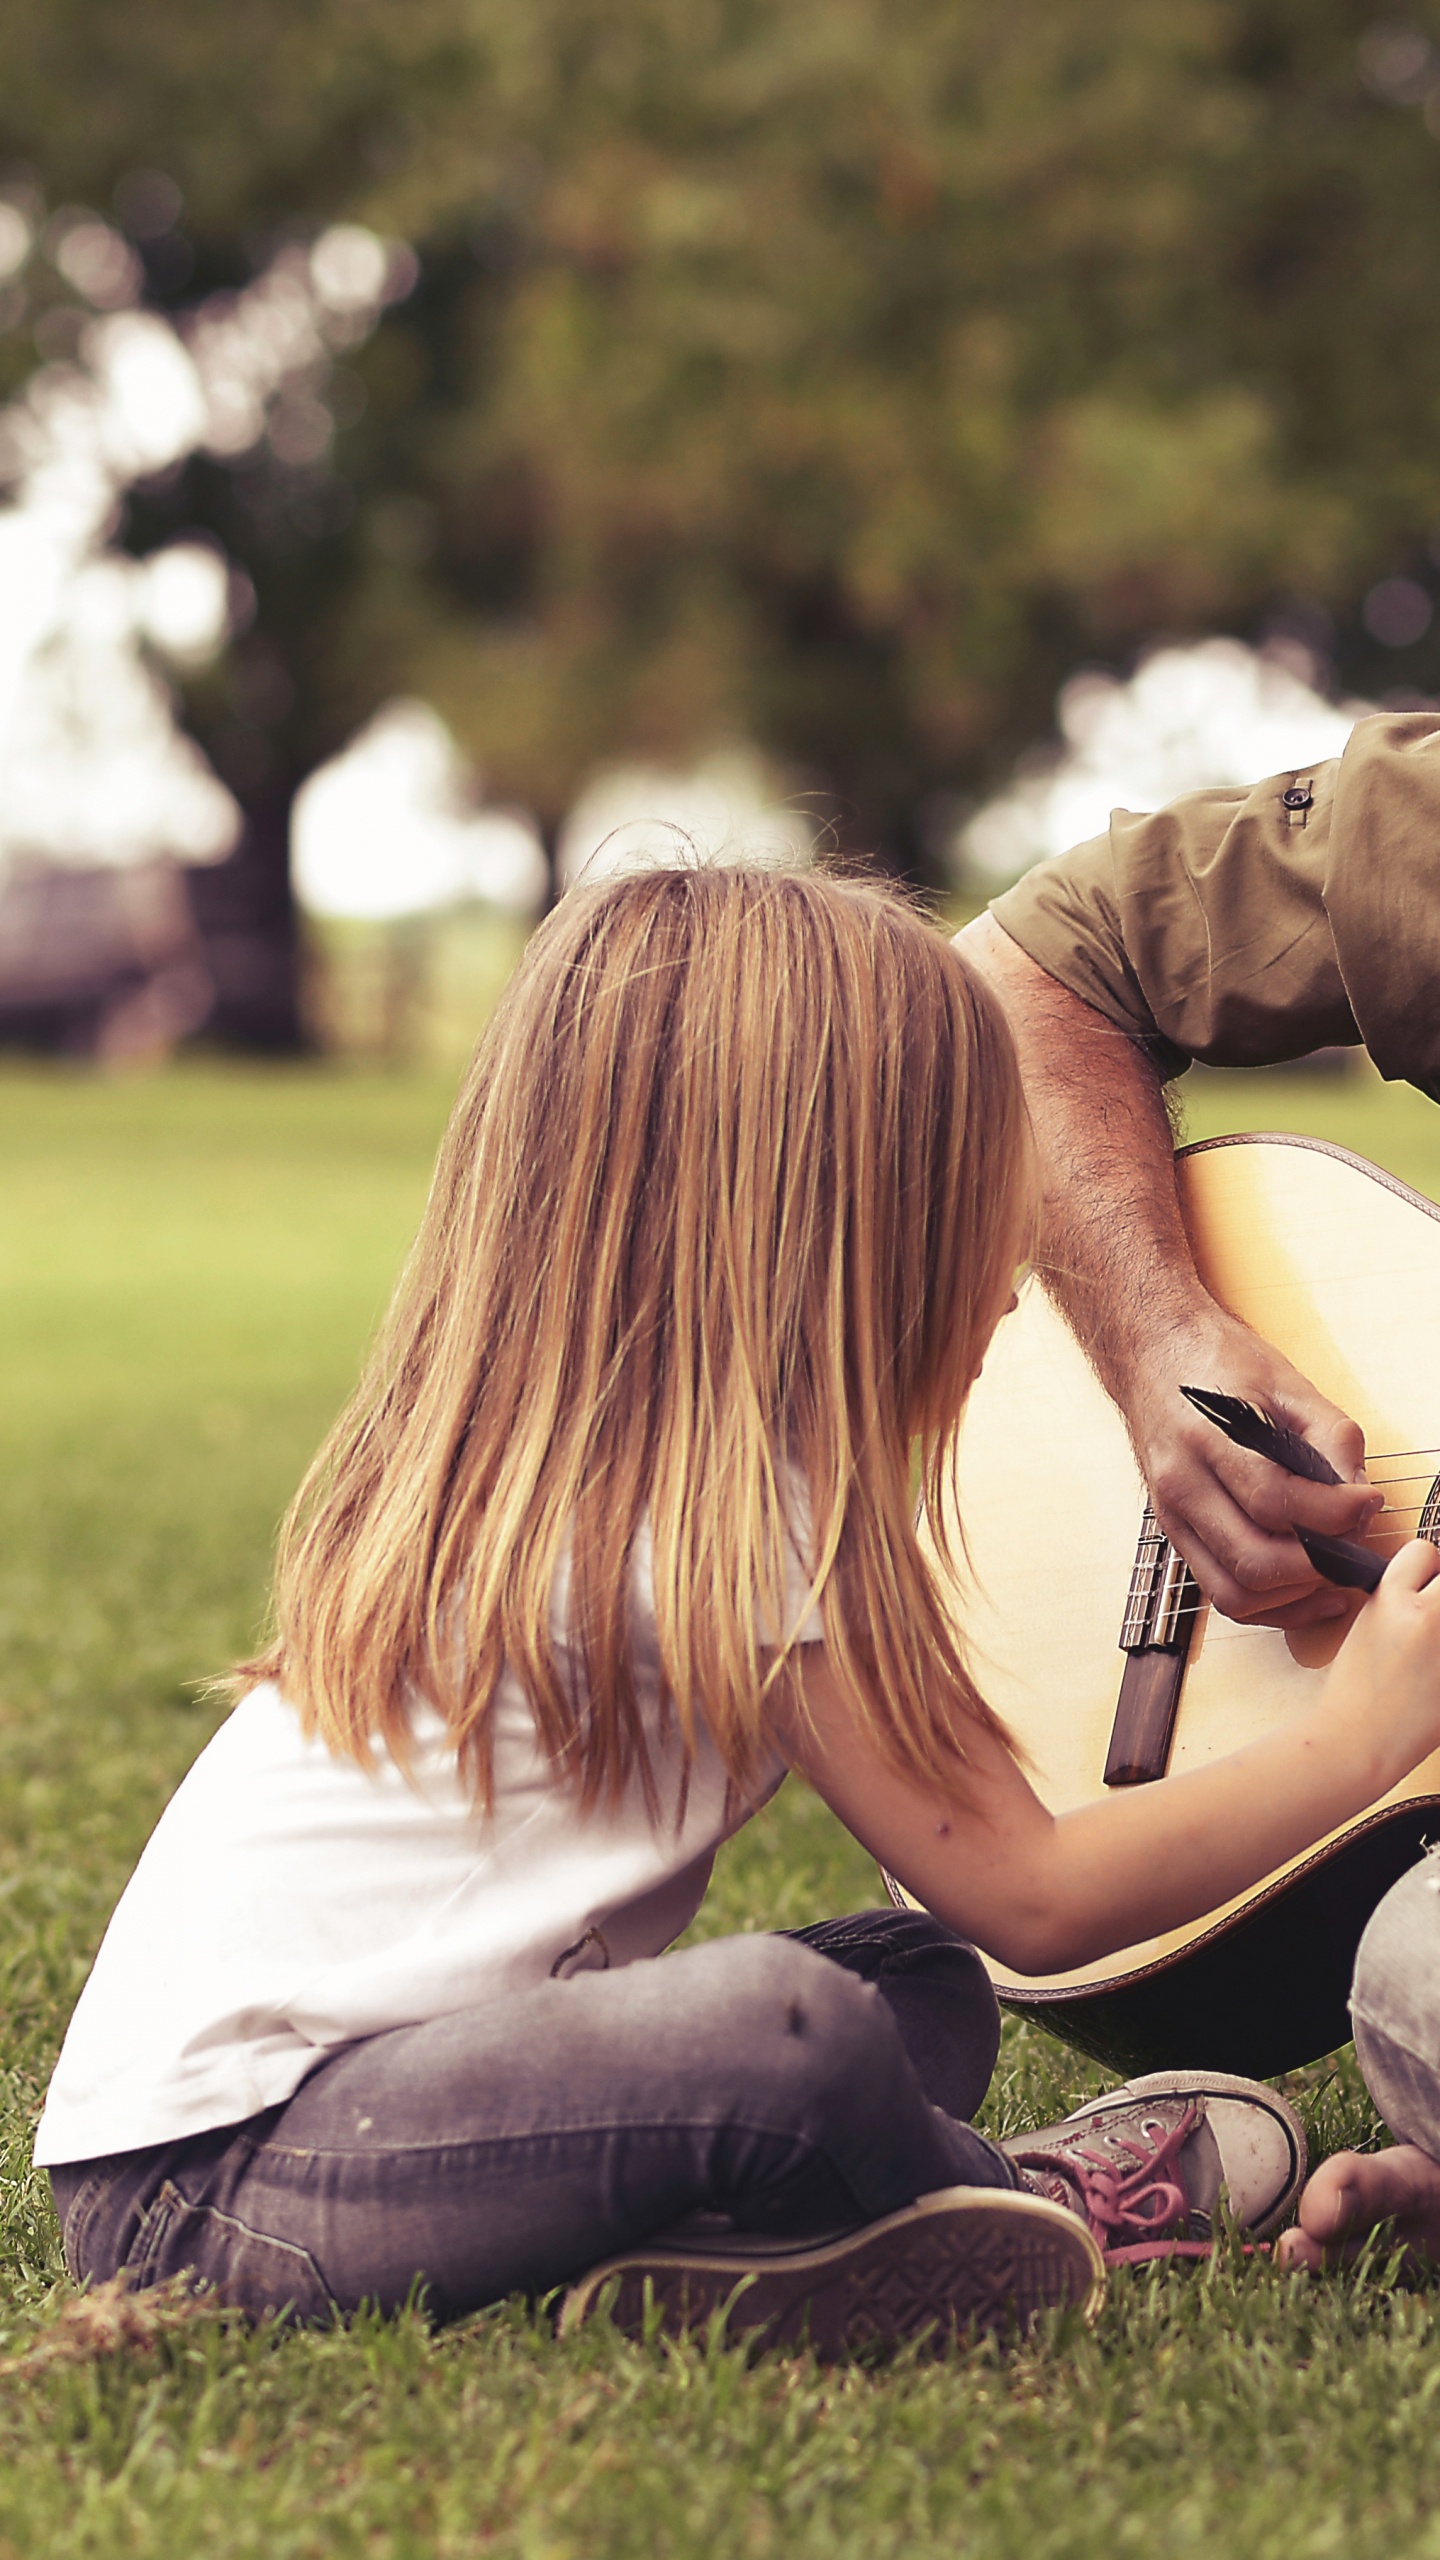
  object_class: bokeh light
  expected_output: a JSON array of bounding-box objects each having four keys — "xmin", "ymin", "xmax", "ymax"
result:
[
  {"xmin": 292, "ymin": 702, "xmax": 548, "ymax": 922},
  {"xmin": 0, "ymin": 222, "xmax": 416, "ymax": 885},
  {"xmin": 557, "ymin": 753, "xmax": 812, "ymax": 890},
  {"xmin": 961, "ymin": 639, "xmax": 1370, "ymax": 885}
]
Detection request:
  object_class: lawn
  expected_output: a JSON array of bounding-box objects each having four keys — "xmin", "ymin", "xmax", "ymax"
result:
[{"xmin": 4, "ymin": 1056, "xmax": 1440, "ymax": 2558}]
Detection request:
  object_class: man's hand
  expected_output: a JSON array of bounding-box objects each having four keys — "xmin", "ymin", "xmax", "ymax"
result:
[
  {"xmin": 1121, "ymin": 1302, "xmax": 1380, "ymax": 1629},
  {"xmin": 960, "ymin": 912, "xmax": 1379, "ymax": 1629}
]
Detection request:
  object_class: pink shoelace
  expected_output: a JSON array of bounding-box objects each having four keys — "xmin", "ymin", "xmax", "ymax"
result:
[
  {"xmin": 1018, "ymin": 2102, "xmax": 1201, "ymax": 2256},
  {"xmin": 1065, "ymin": 2103, "xmax": 1197, "ymax": 2244}
]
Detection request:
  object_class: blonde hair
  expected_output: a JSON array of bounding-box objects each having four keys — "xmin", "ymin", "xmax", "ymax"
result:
[{"xmin": 246, "ymin": 864, "xmax": 1033, "ymax": 1807}]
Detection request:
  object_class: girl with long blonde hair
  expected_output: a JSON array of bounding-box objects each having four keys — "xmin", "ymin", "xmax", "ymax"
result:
[{"xmin": 36, "ymin": 865, "xmax": 1440, "ymax": 2351}]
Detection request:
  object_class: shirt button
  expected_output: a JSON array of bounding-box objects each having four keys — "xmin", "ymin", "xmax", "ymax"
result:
[{"xmin": 1281, "ymin": 783, "xmax": 1313, "ymax": 810}]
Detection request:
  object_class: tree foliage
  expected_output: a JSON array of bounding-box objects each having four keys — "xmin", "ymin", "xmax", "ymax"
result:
[{"xmin": 6, "ymin": 0, "xmax": 1440, "ymax": 888}]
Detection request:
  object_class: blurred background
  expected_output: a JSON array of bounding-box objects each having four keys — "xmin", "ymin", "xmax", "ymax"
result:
[{"xmin": 4, "ymin": 2, "xmax": 1440, "ymax": 1062}]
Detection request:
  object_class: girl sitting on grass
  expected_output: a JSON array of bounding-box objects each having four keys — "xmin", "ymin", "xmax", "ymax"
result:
[{"xmin": 34, "ymin": 865, "xmax": 1440, "ymax": 2353}]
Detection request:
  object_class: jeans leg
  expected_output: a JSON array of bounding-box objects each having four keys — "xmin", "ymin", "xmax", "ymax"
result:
[
  {"xmin": 55, "ymin": 1928, "xmax": 1018, "ymax": 2324},
  {"xmin": 1350, "ymin": 1847, "xmax": 1440, "ymax": 2156},
  {"xmin": 786, "ymin": 1908, "xmax": 1003, "ymax": 2121}
]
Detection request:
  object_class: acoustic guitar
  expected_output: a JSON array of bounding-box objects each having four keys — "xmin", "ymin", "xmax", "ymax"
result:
[{"xmin": 891, "ymin": 1131, "xmax": 1440, "ymax": 2080}]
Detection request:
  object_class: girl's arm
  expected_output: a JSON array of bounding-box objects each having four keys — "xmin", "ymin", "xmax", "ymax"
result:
[{"xmin": 770, "ymin": 1540, "xmax": 1440, "ymax": 1978}]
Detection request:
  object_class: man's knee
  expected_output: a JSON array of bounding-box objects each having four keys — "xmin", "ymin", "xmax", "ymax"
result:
[
  {"xmin": 1353, "ymin": 1851, "xmax": 1440, "ymax": 2056},
  {"xmin": 1351, "ymin": 1852, "xmax": 1440, "ymax": 2153}
]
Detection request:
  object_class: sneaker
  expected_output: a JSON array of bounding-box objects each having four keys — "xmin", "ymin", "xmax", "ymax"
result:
[
  {"xmin": 1004, "ymin": 2069, "xmax": 1307, "ymax": 2265},
  {"xmin": 558, "ymin": 2185, "xmax": 1105, "ymax": 2357}
]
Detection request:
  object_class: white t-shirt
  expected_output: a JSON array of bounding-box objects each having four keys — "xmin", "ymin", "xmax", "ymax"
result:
[{"xmin": 35, "ymin": 1529, "xmax": 819, "ymax": 2167}]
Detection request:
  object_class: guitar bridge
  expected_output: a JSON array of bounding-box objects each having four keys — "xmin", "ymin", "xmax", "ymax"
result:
[{"xmin": 1105, "ymin": 1506, "xmax": 1201, "ymax": 1787}]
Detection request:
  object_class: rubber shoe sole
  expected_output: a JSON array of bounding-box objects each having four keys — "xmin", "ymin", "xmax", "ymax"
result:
[
  {"xmin": 1064, "ymin": 2069, "xmax": 1307, "ymax": 2239},
  {"xmin": 557, "ymin": 2185, "xmax": 1105, "ymax": 2358}
]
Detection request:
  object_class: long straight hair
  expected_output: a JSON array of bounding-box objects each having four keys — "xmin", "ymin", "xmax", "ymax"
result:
[{"xmin": 244, "ymin": 864, "xmax": 1033, "ymax": 1806}]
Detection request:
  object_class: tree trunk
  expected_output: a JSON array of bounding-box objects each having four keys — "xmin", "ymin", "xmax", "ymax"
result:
[{"xmin": 185, "ymin": 775, "xmax": 308, "ymax": 1052}]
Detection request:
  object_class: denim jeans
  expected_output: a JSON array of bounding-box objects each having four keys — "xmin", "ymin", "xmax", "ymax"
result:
[
  {"xmin": 49, "ymin": 1910, "xmax": 1018, "ymax": 2325},
  {"xmin": 1350, "ymin": 1847, "xmax": 1440, "ymax": 2154}
]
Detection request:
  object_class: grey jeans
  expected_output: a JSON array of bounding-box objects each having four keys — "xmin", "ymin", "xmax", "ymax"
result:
[
  {"xmin": 1351, "ymin": 1848, "xmax": 1440, "ymax": 2153},
  {"xmin": 49, "ymin": 1911, "xmax": 1018, "ymax": 2325}
]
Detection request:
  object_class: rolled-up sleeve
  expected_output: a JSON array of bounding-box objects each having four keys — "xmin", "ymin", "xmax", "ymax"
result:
[{"xmin": 990, "ymin": 711, "xmax": 1440, "ymax": 1094}]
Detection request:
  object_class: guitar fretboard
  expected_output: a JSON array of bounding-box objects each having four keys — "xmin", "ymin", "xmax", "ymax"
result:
[{"xmin": 1119, "ymin": 1505, "xmax": 1201, "ymax": 1654}]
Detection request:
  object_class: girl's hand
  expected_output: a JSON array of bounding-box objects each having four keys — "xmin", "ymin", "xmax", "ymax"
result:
[{"xmin": 1320, "ymin": 1539, "xmax": 1440, "ymax": 1783}]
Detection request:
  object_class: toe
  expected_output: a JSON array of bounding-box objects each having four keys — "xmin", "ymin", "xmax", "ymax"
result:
[
  {"xmin": 1275, "ymin": 2227, "xmax": 1326, "ymax": 2274},
  {"xmin": 1296, "ymin": 2153, "xmax": 1368, "ymax": 2245}
]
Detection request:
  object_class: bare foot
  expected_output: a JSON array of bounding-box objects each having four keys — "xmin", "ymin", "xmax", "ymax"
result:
[{"xmin": 1276, "ymin": 2145, "xmax": 1440, "ymax": 2273}]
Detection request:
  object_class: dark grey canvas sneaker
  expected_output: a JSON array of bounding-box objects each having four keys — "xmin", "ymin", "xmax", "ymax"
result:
[
  {"xmin": 1004, "ymin": 2069, "xmax": 1307, "ymax": 2265},
  {"xmin": 558, "ymin": 2184, "xmax": 1105, "ymax": 2357}
]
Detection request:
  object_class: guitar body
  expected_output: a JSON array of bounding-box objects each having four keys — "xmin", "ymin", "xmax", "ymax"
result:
[{"xmin": 906, "ymin": 1132, "xmax": 1440, "ymax": 2079}]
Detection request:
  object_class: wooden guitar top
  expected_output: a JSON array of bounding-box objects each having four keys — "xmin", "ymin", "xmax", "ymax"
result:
[{"xmin": 919, "ymin": 1131, "xmax": 1440, "ymax": 2001}]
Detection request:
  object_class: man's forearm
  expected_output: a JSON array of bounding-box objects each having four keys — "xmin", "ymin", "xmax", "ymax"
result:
[
  {"xmin": 958, "ymin": 916, "xmax": 1374, "ymax": 1626},
  {"xmin": 958, "ymin": 913, "xmax": 1211, "ymax": 1400}
]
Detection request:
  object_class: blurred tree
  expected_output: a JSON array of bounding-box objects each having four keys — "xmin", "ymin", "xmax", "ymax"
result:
[
  {"xmin": 0, "ymin": 1, "xmax": 484, "ymax": 1042},
  {"xmin": 374, "ymin": 0, "xmax": 1440, "ymax": 855},
  {"xmin": 6, "ymin": 0, "xmax": 1440, "ymax": 1035}
]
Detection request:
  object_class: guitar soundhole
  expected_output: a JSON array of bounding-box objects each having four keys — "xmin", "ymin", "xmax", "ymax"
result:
[{"xmin": 1420, "ymin": 1474, "xmax": 1440, "ymax": 1546}]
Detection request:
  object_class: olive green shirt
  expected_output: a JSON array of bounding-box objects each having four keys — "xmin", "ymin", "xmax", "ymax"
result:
[{"xmin": 990, "ymin": 711, "xmax": 1440, "ymax": 1103}]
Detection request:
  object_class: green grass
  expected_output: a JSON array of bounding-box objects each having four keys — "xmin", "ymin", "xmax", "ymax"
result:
[{"xmin": 3, "ymin": 1056, "xmax": 1440, "ymax": 2556}]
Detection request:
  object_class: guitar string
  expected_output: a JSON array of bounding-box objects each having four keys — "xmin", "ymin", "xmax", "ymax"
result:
[
  {"xmin": 1129, "ymin": 1445, "xmax": 1440, "ymax": 1648},
  {"xmin": 1162, "ymin": 1545, "xmax": 1438, "ymax": 1646},
  {"xmin": 1105, "ymin": 1451, "xmax": 1440, "ymax": 1654}
]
